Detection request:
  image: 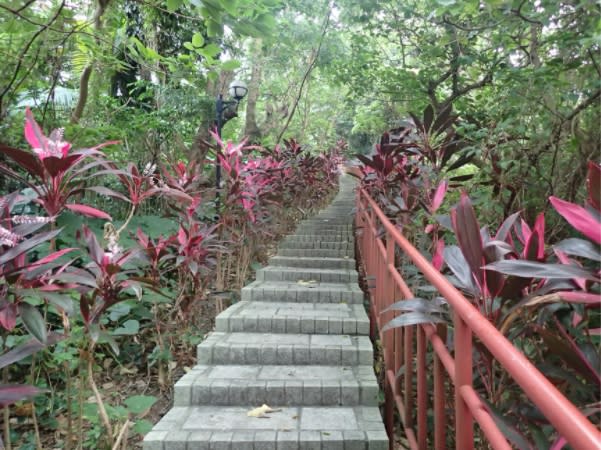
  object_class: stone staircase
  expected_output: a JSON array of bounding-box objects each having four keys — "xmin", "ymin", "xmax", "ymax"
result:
[{"xmin": 144, "ymin": 176, "xmax": 388, "ymax": 449}]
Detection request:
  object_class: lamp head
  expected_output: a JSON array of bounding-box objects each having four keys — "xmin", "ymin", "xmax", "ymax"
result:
[{"xmin": 228, "ymin": 80, "xmax": 248, "ymax": 101}]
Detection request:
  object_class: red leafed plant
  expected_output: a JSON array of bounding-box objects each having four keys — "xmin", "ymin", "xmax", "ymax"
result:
[
  {"xmin": 0, "ymin": 108, "xmax": 117, "ymax": 219},
  {"xmin": 0, "ymin": 192, "xmax": 76, "ymax": 412}
]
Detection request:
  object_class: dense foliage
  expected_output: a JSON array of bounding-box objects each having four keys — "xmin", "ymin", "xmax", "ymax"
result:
[
  {"xmin": 352, "ymin": 106, "xmax": 600, "ymax": 447},
  {"xmin": 0, "ymin": 109, "xmax": 341, "ymax": 448},
  {"xmin": 1, "ymin": 0, "xmax": 599, "ymax": 448}
]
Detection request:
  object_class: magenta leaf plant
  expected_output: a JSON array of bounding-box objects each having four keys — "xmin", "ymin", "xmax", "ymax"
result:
[
  {"xmin": 0, "ymin": 192, "xmax": 77, "ymax": 410},
  {"xmin": 0, "ymin": 108, "xmax": 117, "ymax": 219}
]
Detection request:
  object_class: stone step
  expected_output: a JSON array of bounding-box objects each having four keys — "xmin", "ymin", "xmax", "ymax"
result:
[
  {"xmin": 215, "ymin": 301, "xmax": 369, "ymax": 335},
  {"xmin": 269, "ymin": 256, "xmax": 355, "ymax": 270},
  {"xmin": 173, "ymin": 364, "xmax": 378, "ymax": 407},
  {"xmin": 279, "ymin": 241, "xmax": 355, "ymax": 251},
  {"xmin": 277, "ymin": 248, "xmax": 354, "ymax": 258},
  {"xmin": 303, "ymin": 218, "xmax": 353, "ymax": 224},
  {"xmin": 241, "ymin": 280, "xmax": 364, "ymax": 304},
  {"xmin": 256, "ymin": 266, "xmax": 358, "ymax": 283},
  {"xmin": 197, "ymin": 332, "xmax": 373, "ymax": 366},
  {"xmin": 143, "ymin": 406, "xmax": 387, "ymax": 450},
  {"xmin": 284, "ymin": 234, "xmax": 353, "ymax": 242},
  {"xmin": 297, "ymin": 225, "xmax": 353, "ymax": 232}
]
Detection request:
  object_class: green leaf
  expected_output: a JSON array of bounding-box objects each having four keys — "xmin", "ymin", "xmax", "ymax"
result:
[
  {"xmin": 191, "ymin": 32, "xmax": 204, "ymax": 48},
  {"xmin": 207, "ymin": 20, "xmax": 223, "ymax": 37},
  {"xmin": 124, "ymin": 395, "xmax": 157, "ymax": 416},
  {"xmin": 220, "ymin": 0, "xmax": 237, "ymax": 16},
  {"xmin": 199, "ymin": 43, "xmax": 221, "ymax": 59},
  {"xmin": 166, "ymin": 0, "xmax": 182, "ymax": 12},
  {"xmin": 221, "ymin": 59, "xmax": 241, "ymax": 71},
  {"xmin": 19, "ymin": 303, "xmax": 47, "ymax": 344},
  {"xmin": 133, "ymin": 419, "xmax": 154, "ymax": 435},
  {"xmin": 113, "ymin": 319, "xmax": 140, "ymax": 336},
  {"xmin": 183, "ymin": 42, "xmax": 194, "ymax": 51}
]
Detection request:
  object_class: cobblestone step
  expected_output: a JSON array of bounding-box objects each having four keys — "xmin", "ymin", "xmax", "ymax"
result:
[
  {"xmin": 143, "ymin": 175, "xmax": 387, "ymax": 450},
  {"xmin": 269, "ymin": 256, "xmax": 355, "ymax": 270},
  {"xmin": 173, "ymin": 364, "xmax": 378, "ymax": 407},
  {"xmin": 256, "ymin": 266, "xmax": 358, "ymax": 283},
  {"xmin": 277, "ymin": 248, "xmax": 355, "ymax": 258},
  {"xmin": 241, "ymin": 280, "xmax": 364, "ymax": 304},
  {"xmin": 279, "ymin": 240, "xmax": 355, "ymax": 251},
  {"xmin": 196, "ymin": 332, "xmax": 373, "ymax": 366},
  {"xmin": 282, "ymin": 234, "xmax": 353, "ymax": 242},
  {"xmin": 215, "ymin": 301, "xmax": 369, "ymax": 335},
  {"xmin": 144, "ymin": 406, "xmax": 387, "ymax": 450}
]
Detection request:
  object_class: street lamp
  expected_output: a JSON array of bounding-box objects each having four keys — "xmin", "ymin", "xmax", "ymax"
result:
[{"xmin": 215, "ymin": 79, "xmax": 248, "ymax": 215}]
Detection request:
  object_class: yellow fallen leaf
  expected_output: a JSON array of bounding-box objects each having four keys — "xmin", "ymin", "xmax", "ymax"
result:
[{"xmin": 247, "ymin": 404, "xmax": 281, "ymax": 418}]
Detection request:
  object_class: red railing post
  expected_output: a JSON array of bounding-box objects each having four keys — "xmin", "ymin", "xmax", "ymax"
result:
[
  {"xmin": 434, "ymin": 324, "xmax": 447, "ymax": 450},
  {"xmin": 384, "ymin": 231, "xmax": 395, "ymax": 446},
  {"xmin": 417, "ymin": 325, "xmax": 427, "ymax": 449},
  {"xmin": 453, "ymin": 315, "xmax": 473, "ymax": 449},
  {"xmin": 354, "ymin": 187, "xmax": 600, "ymax": 450}
]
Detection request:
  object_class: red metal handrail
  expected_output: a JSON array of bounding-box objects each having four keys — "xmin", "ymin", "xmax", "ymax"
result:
[{"xmin": 355, "ymin": 187, "xmax": 600, "ymax": 450}]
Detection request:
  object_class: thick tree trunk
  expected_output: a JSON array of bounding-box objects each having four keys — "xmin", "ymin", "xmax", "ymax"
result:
[
  {"xmin": 70, "ymin": 0, "xmax": 110, "ymax": 124},
  {"xmin": 244, "ymin": 41, "xmax": 263, "ymax": 143},
  {"xmin": 70, "ymin": 65, "xmax": 92, "ymax": 123}
]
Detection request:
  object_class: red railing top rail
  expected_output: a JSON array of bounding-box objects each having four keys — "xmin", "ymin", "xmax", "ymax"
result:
[{"xmin": 358, "ymin": 187, "xmax": 600, "ymax": 449}]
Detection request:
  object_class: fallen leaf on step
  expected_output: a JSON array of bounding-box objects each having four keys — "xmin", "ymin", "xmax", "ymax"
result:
[{"xmin": 247, "ymin": 404, "xmax": 282, "ymax": 418}]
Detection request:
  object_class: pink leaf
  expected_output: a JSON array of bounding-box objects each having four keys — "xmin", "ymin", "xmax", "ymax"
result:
[
  {"xmin": 430, "ymin": 180, "xmax": 448, "ymax": 213},
  {"xmin": 27, "ymin": 248, "xmax": 76, "ymax": 268},
  {"xmin": 65, "ymin": 204, "xmax": 112, "ymax": 220},
  {"xmin": 24, "ymin": 108, "xmax": 45, "ymax": 150},
  {"xmin": 550, "ymin": 196, "xmax": 601, "ymax": 244},
  {"xmin": 555, "ymin": 291, "xmax": 601, "ymax": 305},
  {"xmin": 432, "ymin": 239, "xmax": 445, "ymax": 271},
  {"xmin": 550, "ymin": 437, "xmax": 567, "ymax": 450}
]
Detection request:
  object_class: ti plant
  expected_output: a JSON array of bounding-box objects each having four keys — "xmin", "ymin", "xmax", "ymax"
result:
[
  {"xmin": 0, "ymin": 108, "xmax": 116, "ymax": 220},
  {"xmin": 0, "ymin": 191, "xmax": 76, "ymax": 448}
]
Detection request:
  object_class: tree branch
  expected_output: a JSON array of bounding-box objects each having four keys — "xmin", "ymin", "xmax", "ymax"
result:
[
  {"xmin": 275, "ymin": 4, "xmax": 331, "ymax": 145},
  {"xmin": 0, "ymin": 1, "xmax": 66, "ymax": 101}
]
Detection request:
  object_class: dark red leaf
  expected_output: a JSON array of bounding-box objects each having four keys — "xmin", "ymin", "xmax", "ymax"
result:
[
  {"xmin": 587, "ymin": 161, "xmax": 600, "ymax": 211},
  {"xmin": 451, "ymin": 192, "xmax": 484, "ymax": 286},
  {"xmin": 80, "ymin": 295, "xmax": 90, "ymax": 324},
  {"xmin": 42, "ymin": 154, "xmax": 82, "ymax": 177},
  {"xmin": 86, "ymin": 186, "xmax": 129, "ymax": 203},
  {"xmin": 0, "ymin": 333, "xmax": 63, "ymax": 369},
  {"xmin": 0, "ymin": 228, "xmax": 62, "ymax": 267},
  {"xmin": 550, "ymin": 196, "xmax": 601, "ymax": 244},
  {"xmin": 495, "ymin": 212, "xmax": 520, "ymax": 242},
  {"xmin": 0, "ymin": 304, "xmax": 17, "ymax": 331},
  {"xmin": 524, "ymin": 213, "xmax": 545, "ymax": 260},
  {"xmin": 484, "ymin": 260, "xmax": 598, "ymax": 281},
  {"xmin": 0, "ymin": 384, "xmax": 44, "ymax": 407},
  {"xmin": 423, "ymin": 104, "xmax": 434, "ymax": 131},
  {"xmin": 0, "ymin": 144, "xmax": 44, "ymax": 178}
]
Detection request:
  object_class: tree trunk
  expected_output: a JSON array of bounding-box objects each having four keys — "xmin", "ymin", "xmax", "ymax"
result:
[
  {"xmin": 70, "ymin": 65, "xmax": 92, "ymax": 123},
  {"xmin": 244, "ymin": 40, "xmax": 263, "ymax": 143},
  {"xmin": 70, "ymin": 0, "xmax": 110, "ymax": 124}
]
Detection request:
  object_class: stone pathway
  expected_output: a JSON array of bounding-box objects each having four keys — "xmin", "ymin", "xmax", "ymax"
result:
[{"xmin": 144, "ymin": 176, "xmax": 388, "ymax": 449}]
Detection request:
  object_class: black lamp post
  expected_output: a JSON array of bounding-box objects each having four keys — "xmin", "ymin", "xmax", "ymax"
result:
[{"xmin": 215, "ymin": 79, "xmax": 248, "ymax": 214}]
